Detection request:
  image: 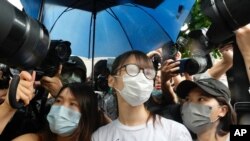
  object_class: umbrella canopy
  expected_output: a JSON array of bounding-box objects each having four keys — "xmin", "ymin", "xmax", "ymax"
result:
[{"xmin": 21, "ymin": 0, "xmax": 195, "ymax": 58}]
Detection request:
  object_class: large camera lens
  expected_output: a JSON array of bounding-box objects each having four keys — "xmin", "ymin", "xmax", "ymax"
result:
[
  {"xmin": 184, "ymin": 55, "xmax": 212, "ymax": 75},
  {"xmin": 201, "ymin": 0, "xmax": 250, "ymax": 45},
  {"xmin": 0, "ymin": 0, "xmax": 50, "ymax": 69}
]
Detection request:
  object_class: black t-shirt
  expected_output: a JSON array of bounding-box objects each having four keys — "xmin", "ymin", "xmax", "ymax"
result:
[{"xmin": 0, "ymin": 109, "xmax": 44, "ymax": 140}]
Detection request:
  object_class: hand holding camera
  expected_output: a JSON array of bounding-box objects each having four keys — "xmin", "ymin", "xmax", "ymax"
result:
[{"xmin": 6, "ymin": 71, "xmax": 36, "ymax": 108}]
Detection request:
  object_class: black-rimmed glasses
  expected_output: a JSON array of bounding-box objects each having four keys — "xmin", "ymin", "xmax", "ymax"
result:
[{"xmin": 115, "ymin": 64, "xmax": 156, "ymax": 80}]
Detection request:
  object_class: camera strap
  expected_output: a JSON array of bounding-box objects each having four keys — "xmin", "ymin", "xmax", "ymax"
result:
[{"xmin": 8, "ymin": 75, "xmax": 24, "ymax": 109}]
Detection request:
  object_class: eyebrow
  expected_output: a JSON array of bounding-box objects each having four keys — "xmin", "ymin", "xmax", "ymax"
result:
[{"xmin": 56, "ymin": 95, "xmax": 78, "ymax": 102}]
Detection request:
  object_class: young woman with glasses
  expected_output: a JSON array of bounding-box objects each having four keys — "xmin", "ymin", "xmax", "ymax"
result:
[{"xmin": 91, "ymin": 50, "xmax": 192, "ymax": 141}]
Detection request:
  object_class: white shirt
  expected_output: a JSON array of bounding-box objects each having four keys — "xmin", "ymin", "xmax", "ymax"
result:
[{"xmin": 92, "ymin": 115, "xmax": 192, "ymax": 141}]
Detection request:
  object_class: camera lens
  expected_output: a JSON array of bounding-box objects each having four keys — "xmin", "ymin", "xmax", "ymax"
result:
[
  {"xmin": 0, "ymin": 0, "xmax": 50, "ymax": 69},
  {"xmin": 185, "ymin": 56, "xmax": 208, "ymax": 75}
]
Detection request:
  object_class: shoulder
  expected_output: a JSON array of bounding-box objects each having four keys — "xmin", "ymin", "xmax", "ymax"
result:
[
  {"xmin": 157, "ymin": 116, "xmax": 193, "ymax": 141},
  {"xmin": 92, "ymin": 121, "xmax": 117, "ymax": 140},
  {"xmin": 12, "ymin": 133, "xmax": 41, "ymax": 141}
]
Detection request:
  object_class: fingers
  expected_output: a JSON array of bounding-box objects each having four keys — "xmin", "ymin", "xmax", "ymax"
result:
[
  {"xmin": 160, "ymin": 59, "xmax": 180, "ymax": 83},
  {"xmin": 161, "ymin": 59, "xmax": 180, "ymax": 74},
  {"xmin": 57, "ymin": 64, "xmax": 63, "ymax": 75},
  {"xmin": 32, "ymin": 71, "xmax": 36, "ymax": 81},
  {"xmin": 19, "ymin": 71, "xmax": 33, "ymax": 81},
  {"xmin": 15, "ymin": 71, "xmax": 35, "ymax": 106},
  {"xmin": 17, "ymin": 83, "xmax": 34, "ymax": 105}
]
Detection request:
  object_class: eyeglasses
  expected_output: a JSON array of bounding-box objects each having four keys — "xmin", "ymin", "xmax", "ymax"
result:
[{"xmin": 116, "ymin": 64, "xmax": 156, "ymax": 80}]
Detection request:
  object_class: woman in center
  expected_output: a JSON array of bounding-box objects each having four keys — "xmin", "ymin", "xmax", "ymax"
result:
[{"xmin": 91, "ymin": 50, "xmax": 192, "ymax": 141}]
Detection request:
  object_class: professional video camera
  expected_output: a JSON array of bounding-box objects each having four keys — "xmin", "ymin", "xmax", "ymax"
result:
[
  {"xmin": 200, "ymin": 0, "xmax": 250, "ymax": 47},
  {"xmin": 0, "ymin": 0, "xmax": 71, "ymax": 108}
]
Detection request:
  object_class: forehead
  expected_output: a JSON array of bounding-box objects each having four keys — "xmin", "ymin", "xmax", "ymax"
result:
[
  {"xmin": 57, "ymin": 88, "xmax": 76, "ymax": 100},
  {"xmin": 122, "ymin": 55, "xmax": 152, "ymax": 68}
]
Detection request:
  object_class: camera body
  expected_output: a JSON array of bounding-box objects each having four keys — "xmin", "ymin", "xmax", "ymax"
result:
[{"xmin": 35, "ymin": 40, "xmax": 71, "ymax": 80}]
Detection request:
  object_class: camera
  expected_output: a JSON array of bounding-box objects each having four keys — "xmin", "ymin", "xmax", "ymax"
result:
[
  {"xmin": 0, "ymin": 0, "xmax": 71, "ymax": 108},
  {"xmin": 177, "ymin": 54, "xmax": 212, "ymax": 75},
  {"xmin": 161, "ymin": 33, "xmax": 212, "ymax": 75},
  {"xmin": 0, "ymin": 0, "xmax": 71, "ymax": 79},
  {"xmin": 35, "ymin": 40, "xmax": 72, "ymax": 80},
  {"xmin": 201, "ymin": 0, "xmax": 250, "ymax": 46}
]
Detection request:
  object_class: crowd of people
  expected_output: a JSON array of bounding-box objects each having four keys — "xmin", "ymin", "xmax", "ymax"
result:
[{"xmin": 1, "ymin": 22, "xmax": 250, "ymax": 141}]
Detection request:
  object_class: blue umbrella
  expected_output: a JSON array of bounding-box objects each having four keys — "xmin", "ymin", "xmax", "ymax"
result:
[{"xmin": 21, "ymin": 0, "xmax": 195, "ymax": 58}]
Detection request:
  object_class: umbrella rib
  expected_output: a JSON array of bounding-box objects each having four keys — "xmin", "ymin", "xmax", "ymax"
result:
[
  {"xmin": 88, "ymin": 13, "xmax": 93, "ymax": 59},
  {"xmin": 107, "ymin": 8, "xmax": 134, "ymax": 50},
  {"xmin": 131, "ymin": 4, "xmax": 172, "ymax": 40},
  {"xmin": 104, "ymin": 9, "xmax": 117, "ymax": 20},
  {"xmin": 49, "ymin": 0, "xmax": 80, "ymax": 33}
]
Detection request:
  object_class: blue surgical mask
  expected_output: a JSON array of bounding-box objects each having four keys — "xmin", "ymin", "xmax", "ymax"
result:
[
  {"xmin": 47, "ymin": 105, "xmax": 81, "ymax": 136},
  {"xmin": 151, "ymin": 89, "xmax": 162, "ymax": 96}
]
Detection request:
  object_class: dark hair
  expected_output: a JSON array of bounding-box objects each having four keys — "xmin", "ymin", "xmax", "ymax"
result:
[
  {"xmin": 61, "ymin": 56, "xmax": 87, "ymax": 83},
  {"xmin": 43, "ymin": 82, "xmax": 108, "ymax": 141},
  {"xmin": 196, "ymin": 91, "xmax": 237, "ymax": 136},
  {"xmin": 111, "ymin": 50, "xmax": 154, "ymax": 75},
  {"xmin": 193, "ymin": 91, "xmax": 237, "ymax": 136},
  {"xmin": 93, "ymin": 59, "xmax": 110, "ymax": 92},
  {"xmin": 216, "ymin": 96, "xmax": 237, "ymax": 136},
  {"xmin": 110, "ymin": 50, "xmax": 157, "ymax": 123}
]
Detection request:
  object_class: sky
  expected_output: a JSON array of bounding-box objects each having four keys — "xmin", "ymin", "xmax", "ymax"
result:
[{"xmin": 7, "ymin": 0, "xmax": 23, "ymax": 10}]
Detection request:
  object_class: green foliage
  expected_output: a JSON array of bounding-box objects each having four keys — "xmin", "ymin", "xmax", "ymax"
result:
[
  {"xmin": 188, "ymin": 0, "xmax": 211, "ymax": 31},
  {"xmin": 179, "ymin": 0, "xmax": 221, "ymax": 59}
]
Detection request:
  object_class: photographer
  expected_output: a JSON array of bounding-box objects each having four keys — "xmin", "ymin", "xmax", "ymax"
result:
[
  {"xmin": 39, "ymin": 56, "xmax": 87, "ymax": 98},
  {"xmin": 92, "ymin": 59, "xmax": 118, "ymax": 120},
  {"xmin": 146, "ymin": 44, "xmax": 185, "ymax": 122},
  {"xmin": 0, "ymin": 71, "xmax": 36, "ymax": 139}
]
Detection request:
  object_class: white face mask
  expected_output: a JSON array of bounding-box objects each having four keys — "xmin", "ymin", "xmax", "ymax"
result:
[{"xmin": 115, "ymin": 72, "xmax": 153, "ymax": 106}]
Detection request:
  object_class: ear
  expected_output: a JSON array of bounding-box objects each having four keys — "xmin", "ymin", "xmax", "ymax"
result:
[
  {"xmin": 108, "ymin": 75, "xmax": 115, "ymax": 88},
  {"xmin": 218, "ymin": 105, "xmax": 229, "ymax": 117}
]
